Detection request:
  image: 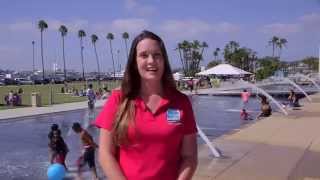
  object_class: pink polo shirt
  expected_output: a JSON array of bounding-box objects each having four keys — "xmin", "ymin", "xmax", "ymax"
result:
[
  {"xmin": 95, "ymin": 89, "xmax": 197, "ymax": 180},
  {"xmin": 241, "ymin": 91, "xmax": 251, "ymax": 103}
]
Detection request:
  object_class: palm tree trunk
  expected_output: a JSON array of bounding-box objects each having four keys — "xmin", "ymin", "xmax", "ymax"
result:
[
  {"xmin": 80, "ymin": 37, "xmax": 85, "ymax": 81},
  {"xmin": 200, "ymin": 47, "xmax": 205, "ymax": 57},
  {"xmin": 32, "ymin": 42, "xmax": 35, "ymax": 73},
  {"xmin": 62, "ymin": 36, "xmax": 66, "ymax": 81},
  {"xmin": 124, "ymin": 39, "xmax": 129, "ymax": 60},
  {"xmin": 109, "ymin": 40, "xmax": 116, "ymax": 80},
  {"xmin": 272, "ymin": 43, "xmax": 275, "ymax": 57},
  {"xmin": 41, "ymin": 31, "xmax": 45, "ymax": 81},
  {"xmin": 93, "ymin": 45, "xmax": 101, "ymax": 86},
  {"xmin": 177, "ymin": 47, "xmax": 185, "ymax": 73},
  {"xmin": 182, "ymin": 50, "xmax": 188, "ymax": 75},
  {"xmin": 278, "ymin": 47, "xmax": 282, "ymax": 59}
]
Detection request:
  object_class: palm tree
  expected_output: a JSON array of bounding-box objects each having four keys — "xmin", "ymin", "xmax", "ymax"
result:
[
  {"xmin": 59, "ymin": 25, "xmax": 68, "ymax": 81},
  {"xmin": 116, "ymin": 49, "xmax": 121, "ymax": 71},
  {"xmin": 213, "ymin": 48, "xmax": 220, "ymax": 61},
  {"xmin": 269, "ymin": 36, "xmax": 279, "ymax": 57},
  {"xmin": 229, "ymin": 41, "xmax": 239, "ymax": 52},
  {"xmin": 106, "ymin": 33, "xmax": 116, "ymax": 80},
  {"xmin": 78, "ymin": 30, "xmax": 86, "ymax": 81},
  {"xmin": 32, "ymin": 41, "xmax": 35, "ymax": 73},
  {"xmin": 277, "ymin": 38, "xmax": 288, "ymax": 59},
  {"xmin": 175, "ymin": 43, "xmax": 185, "ymax": 73},
  {"xmin": 91, "ymin": 34, "xmax": 101, "ymax": 86},
  {"xmin": 200, "ymin": 41, "xmax": 208, "ymax": 57},
  {"xmin": 122, "ymin": 32, "xmax": 129, "ymax": 60},
  {"xmin": 181, "ymin": 40, "xmax": 192, "ymax": 75},
  {"xmin": 38, "ymin": 20, "xmax": 48, "ymax": 81}
]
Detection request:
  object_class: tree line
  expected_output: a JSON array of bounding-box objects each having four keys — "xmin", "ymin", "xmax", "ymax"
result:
[
  {"xmin": 36, "ymin": 20, "xmax": 130, "ymax": 85},
  {"xmin": 177, "ymin": 35, "xmax": 318, "ymax": 80}
]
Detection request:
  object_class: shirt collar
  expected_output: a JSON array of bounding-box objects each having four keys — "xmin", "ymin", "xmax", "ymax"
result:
[{"xmin": 134, "ymin": 88, "xmax": 174, "ymax": 112}]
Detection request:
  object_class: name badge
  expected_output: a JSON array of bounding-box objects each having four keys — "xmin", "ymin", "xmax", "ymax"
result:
[{"xmin": 167, "ymin": 109, "xmax": 181, "ymax": 123}]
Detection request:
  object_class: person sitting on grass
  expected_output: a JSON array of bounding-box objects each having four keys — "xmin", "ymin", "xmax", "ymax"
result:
[
  {"xmin": 12, "ymin": 92, "xmax": 21, "ymax": 106},
  {"xmin": 4, "ymin": 95, "xmax": 10, "ymax": 105},
  {"xmin": 8, "ymin": 90, "xmax": 14, "ymax": 106},
  {"xmin": 72, "ymin": 122, "xmax": 98, "ymax": 180}
]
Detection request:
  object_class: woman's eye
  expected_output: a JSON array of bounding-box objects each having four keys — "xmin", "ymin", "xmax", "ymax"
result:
[
  {"xmin": 153, "ymin": 53, "xmax": 162, "ymax": 59},
  {"xmin": 139, "ymin": 53, "xmax": 148, "ymax": 58}
]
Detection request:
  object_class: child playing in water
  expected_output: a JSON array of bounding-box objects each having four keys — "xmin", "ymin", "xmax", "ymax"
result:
[
  {"xmin": 72, "ymin": 122, "xmax": 98, "ymax": 180},
  {"xmin": 48, "ymin": 125, "xmax": 69, "ymax": 170},
  {"xmin": 241, "ymin": 89, "xmax": 251, "ymax": 109},
  {"xmin": 240, "ymin": 109, "xmax": 253, "ymax": 120}
]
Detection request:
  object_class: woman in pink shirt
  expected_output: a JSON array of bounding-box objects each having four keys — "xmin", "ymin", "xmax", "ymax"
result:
[{"xmin": 96, "ymin": 30, "xmax": 198, "ymax": 180}]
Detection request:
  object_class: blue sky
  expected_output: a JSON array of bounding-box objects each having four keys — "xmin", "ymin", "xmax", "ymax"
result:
[{"xmin": 0, "ymin": 0, "xmax": 319, "ymax": 72}]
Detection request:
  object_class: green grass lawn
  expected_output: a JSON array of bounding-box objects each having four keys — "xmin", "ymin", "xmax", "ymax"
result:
[{"xmin": 0, "ymin": 80, "xmax": 121, "ymax": 110}]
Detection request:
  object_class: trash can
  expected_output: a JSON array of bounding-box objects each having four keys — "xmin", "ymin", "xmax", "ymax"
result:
[{"xmin": 31, "ymin": 92, "xmax": 41, "ymax": 107}]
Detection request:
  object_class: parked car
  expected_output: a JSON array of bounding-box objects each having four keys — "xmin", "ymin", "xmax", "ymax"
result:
[
  {"xmin": 3, "ymin": 78, "xmax": 18, "ymax": 85},
  {"xmin": 53, "ymin": 77, "xmax": 64, "ymax": 84},
  {"xmin": 33, "ymin": 79, "xmax": 50, "ymax": 84},
  {"xmin": 15, "ymin": 78, "xmax": 34, "ymax": 85}
]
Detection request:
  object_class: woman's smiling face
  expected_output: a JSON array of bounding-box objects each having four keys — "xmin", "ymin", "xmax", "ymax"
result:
[{"xmin": 136, "ymin": 38, "xmax": 164, "ymax": 83}]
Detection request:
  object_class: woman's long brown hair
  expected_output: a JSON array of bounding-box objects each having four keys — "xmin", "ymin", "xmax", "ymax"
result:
[{"xmin": 112, "ymin": 30, "xmax": 176, "ymax": 146}]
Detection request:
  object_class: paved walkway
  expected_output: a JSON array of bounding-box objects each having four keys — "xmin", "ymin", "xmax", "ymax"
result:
[
  {"xmin": 195, "ymin": 93, "xmax": 320, "ymax": 180},
  {"xmin": 0, "ymin": 99, "xmax": 106, "ymax": 120}
]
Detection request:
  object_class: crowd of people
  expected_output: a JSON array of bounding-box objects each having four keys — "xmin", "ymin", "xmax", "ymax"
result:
[
  {"xmin": 4, "ymin": 88, "xmax": 23, "ymax": 106},
  {"xmin": 60, "ymin": 84, "xmax": 109, "ymax": 99},
  {"xmin": 239, "ymin": 88, "xmax": 303, "ymax": 121},
  {"xmin": 239, "ymin": 88, "xmax": 273, "ymax": 120}
]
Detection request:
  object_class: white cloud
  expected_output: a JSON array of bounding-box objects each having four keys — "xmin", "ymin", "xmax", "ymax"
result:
[
  {"xmin": 4, "ymin": 19, "xmax": 89, "ymax": 34},
  {"xmin": 8, "ymin": 21, "xmax": 35, "ymax": 31},
  {"xmin": 214, "ymin": 22, "xmax": 240, "ymax": 33},
  {"xmin": 124, "ymin": 0, "xmax": 156, "ymax": 16},
  {"xmin": 299, "ymin": 13, "xmax": 320, "ymax": 23},
  {"xmin": 161, "ymin": 20, "xmax": 211, "ymax": 38},
  {"xmin": 260, "ymin": 23, "xmax": 301, "ymax": 35},
  {"xmin": 260, "ymin": 12, "xmax": 320, "ymax": 35},
  {"xmin": 0, "ymin": 46, "xmax": 16, "ymax": 53},
  {"xmin": 136, "ymin": 5, "xmax": 156, "ymax": 16},
  {"xmin": 46, "ymin": 19, "xmax": 89, "ymax": 33},
  {"xmin": 160, "ymin": 20, "xmax": 240, "ymax": 39},
  {"xmin": 112, "ymin": 18, "xmax": 149, "ymax": 32},
  {"xmin": 125, "ymin": 0, "xmax": 138, "ymax": 9},
  {"xmin": 92, "ymin": 18, "xmax": 149, "ymax": 35},
  {"xmin": 299, "ymin": 12, "xmax": 320, "ymax": 31}
]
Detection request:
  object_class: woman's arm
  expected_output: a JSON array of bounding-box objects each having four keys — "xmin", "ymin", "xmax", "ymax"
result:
[
  {"xmin": 98, "ymin": 129, "xmax": 126, "ymax": 180},
  {"xmin": 177, "ymin": 133, "xmax": 198, "ymax": 180}
]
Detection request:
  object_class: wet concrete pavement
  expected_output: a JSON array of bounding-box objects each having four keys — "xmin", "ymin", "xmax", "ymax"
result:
[{"xmin": 194, "ymin": 93, "xmax": 320, "ymax": 180}]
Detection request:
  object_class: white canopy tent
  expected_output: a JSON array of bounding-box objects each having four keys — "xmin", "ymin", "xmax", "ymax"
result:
[{"xmin": 196, "ymin": 63, "xmax": 252, "ymax": 76}]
